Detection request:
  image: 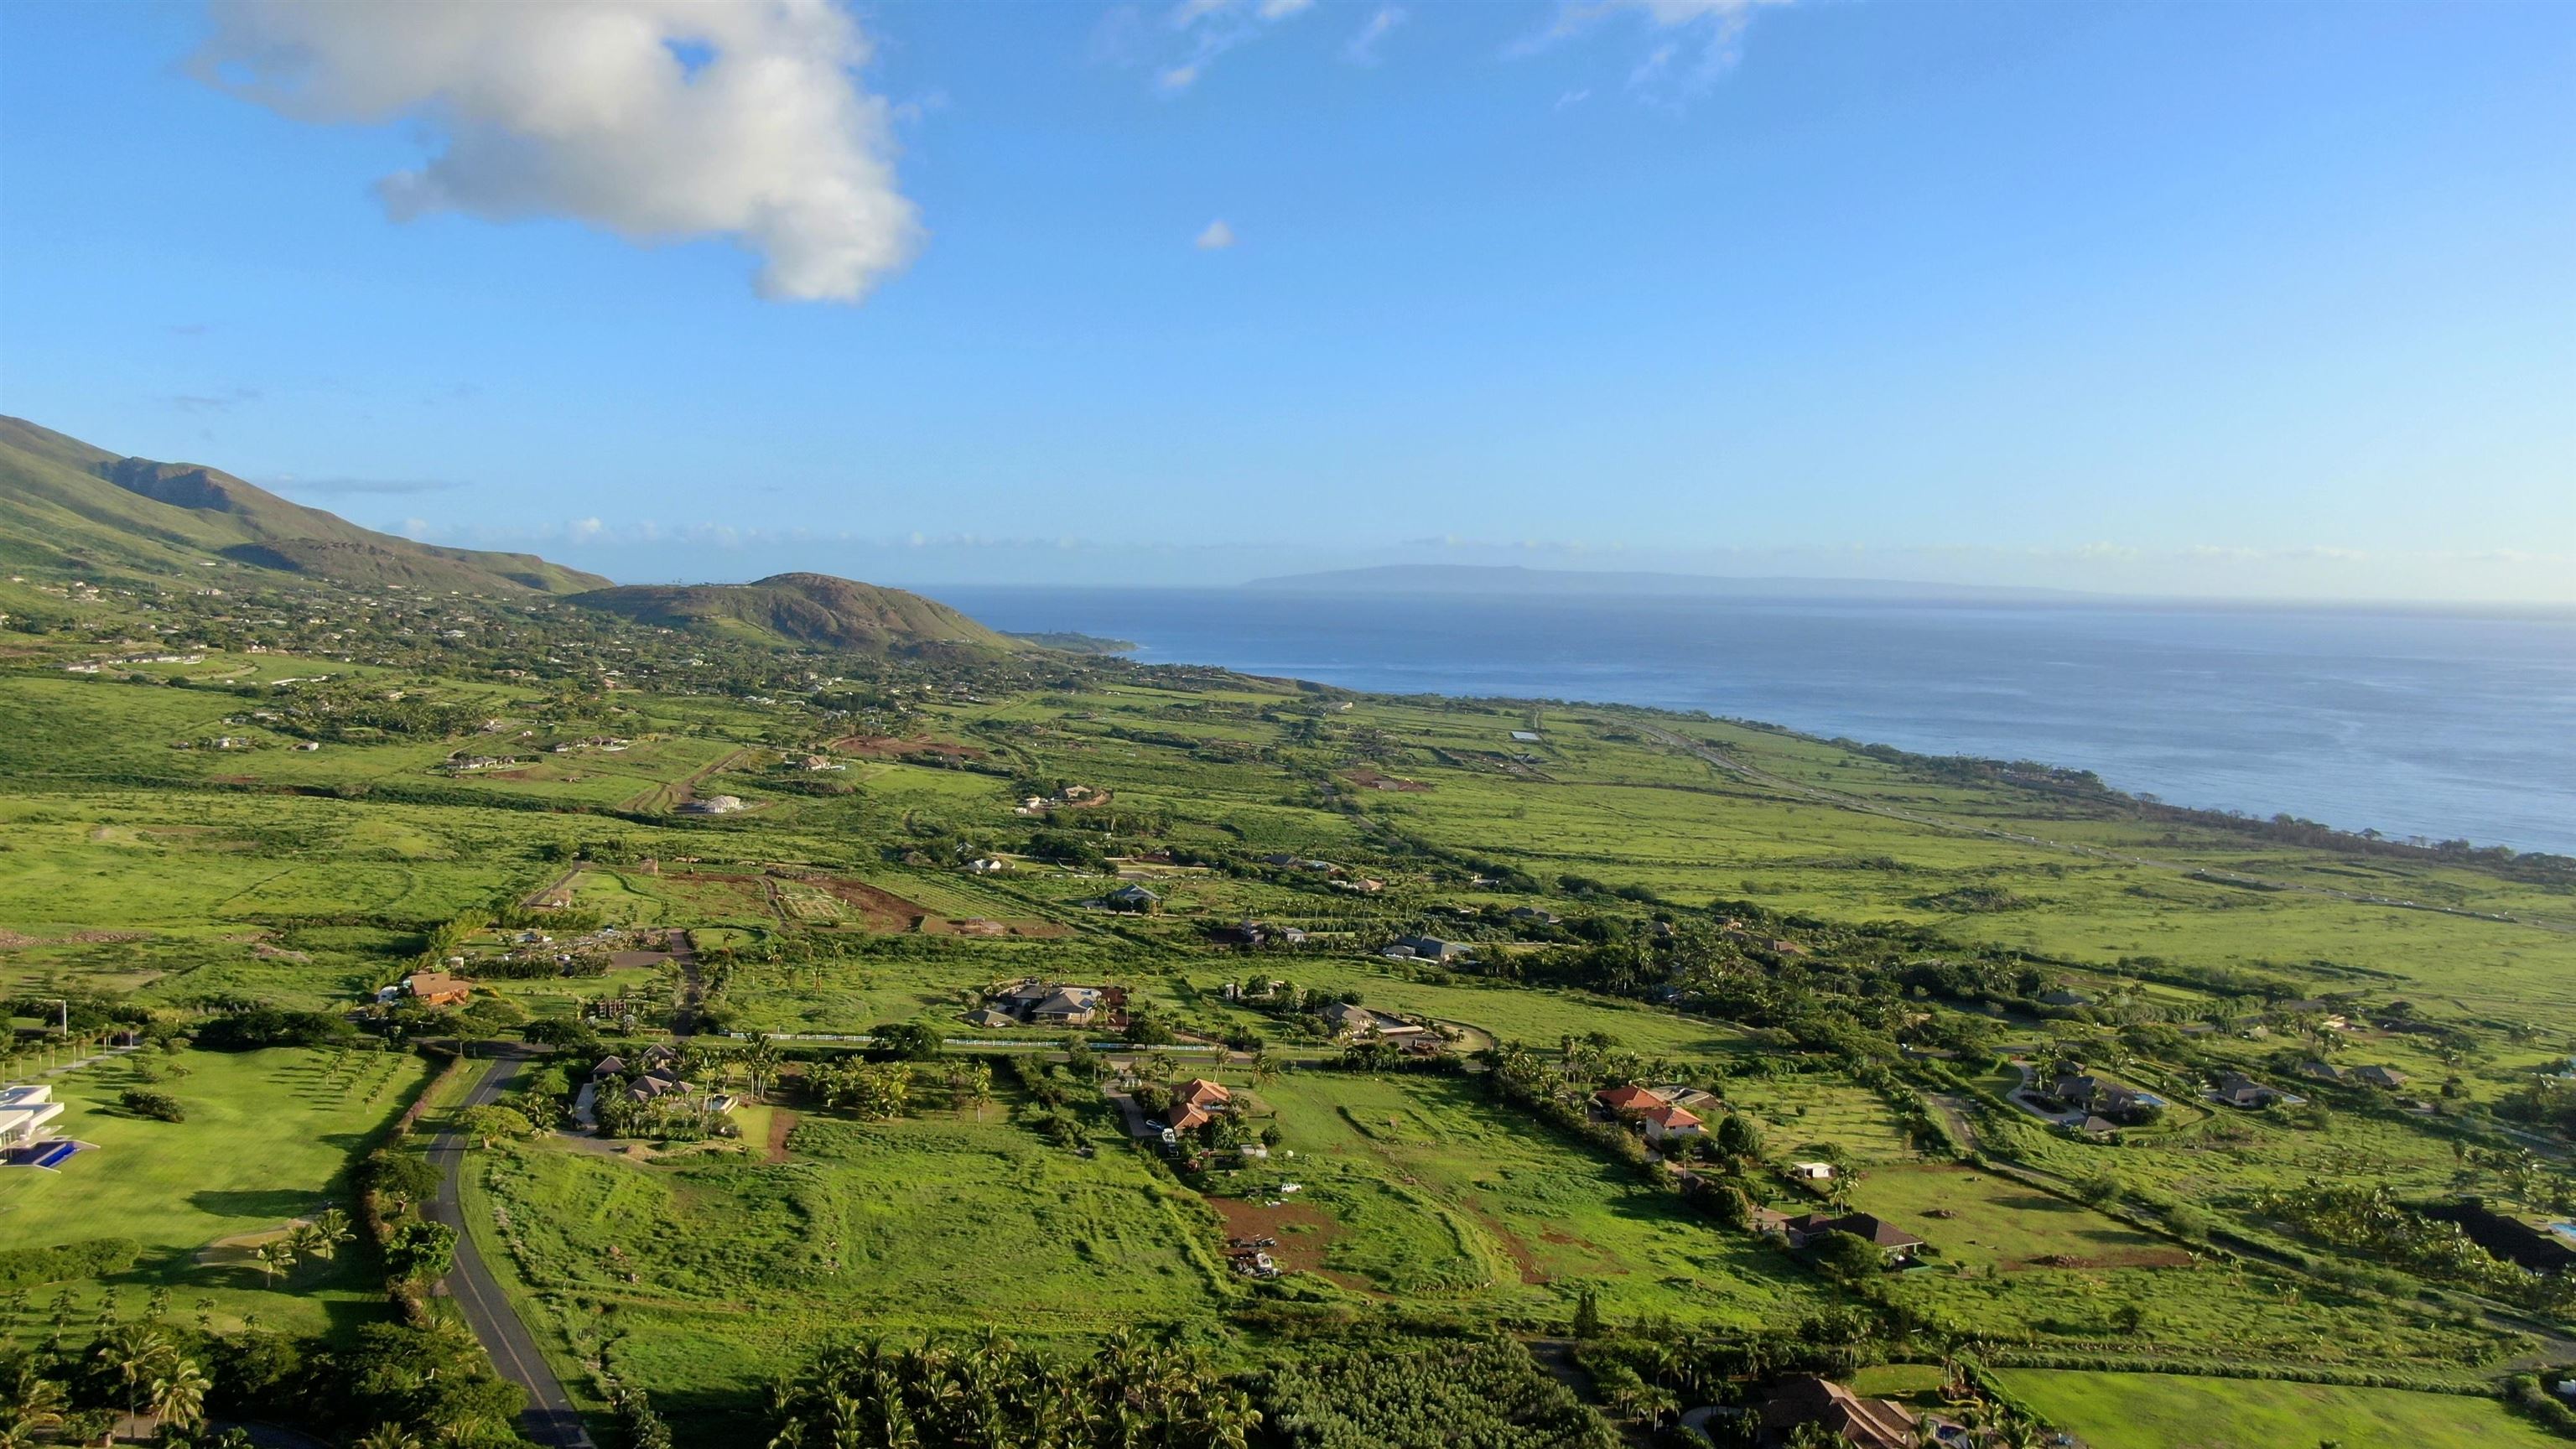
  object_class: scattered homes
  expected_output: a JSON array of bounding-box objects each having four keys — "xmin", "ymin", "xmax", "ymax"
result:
[
  {"xmin": 1507, "ymin": 906, "xmax": 1560, "ymax": 926},
  {"xmin": 2038, "ymin": 987, "xmax": 2095, "ymax": 1008},
  {"xmin": 2298, "ymin": 1060, "xmax": 2344, "ymax": 1083}
]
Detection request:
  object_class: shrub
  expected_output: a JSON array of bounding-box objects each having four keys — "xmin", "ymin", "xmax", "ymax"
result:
[
  {"xmin": 121, "ymin": 1088, "xmax": 186, "ymax": 1121},
  {"xmin": 0, "ymin": 1237, "xmax": 143, "ymax": 1289}
]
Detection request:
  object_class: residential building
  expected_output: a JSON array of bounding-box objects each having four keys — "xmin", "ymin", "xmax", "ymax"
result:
[{"xmin": 1756, "ymin": 1377, "xmax": 1921, "ymax": 1449}]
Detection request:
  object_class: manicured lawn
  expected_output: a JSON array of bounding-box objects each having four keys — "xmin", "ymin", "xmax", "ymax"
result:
[
  {"xmin": 1992, "ymin": 1369, "xmax": 2566, "ymax": 1449},
  {"xmin": 0, "ymin": 1045, "xmax": 434, "ymax": 1340}
]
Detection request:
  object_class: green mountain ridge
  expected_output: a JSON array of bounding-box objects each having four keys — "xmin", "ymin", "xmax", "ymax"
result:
[
  {"xmin": 569, "ymin": 571, "xmax": 1020, "ymax": 654},
  {"xmin": 0, "ymin": 415, "xmax": 609, "ymax": 595}
]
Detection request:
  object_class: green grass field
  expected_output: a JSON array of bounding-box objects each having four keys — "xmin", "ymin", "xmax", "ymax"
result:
[
  {"xmin": 1992, "ymin": 1369, "xmax": 2568, "ymax": 1449},
  {"xmin": 0, "ymin": 1045, "xmax": 434, "ymax": 1341},
  {"xmin": 471, "ymin": 1098, "xmax": 1231, "ymax": 1441},
  {"xmin": 1235, "ymin": 1070, "xmax": 1825, "ymax": 1325}
]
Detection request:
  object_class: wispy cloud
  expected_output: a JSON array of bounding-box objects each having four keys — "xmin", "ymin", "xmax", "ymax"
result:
[
  {"xmin": 1195, "ymin": 219, "xmax": 1239, "ymax": 250},
  {"xmin": 193, "ymin": 0, "xmax": 921, "ymax": 304},
  {"xmin": 1134, "ymin": 0, "xmax": 1317, "ymax": 93},
  {"xmin": 1519, "ymin": 0, "xmax": 1792, "ymax": 101},
  {"xmin": 1343, "ymin": 7, "xmax": 1405, "ymax": 65},
  {"xmin": 168, "ymin": 387, "xmax": 261, "ymax": 413}
]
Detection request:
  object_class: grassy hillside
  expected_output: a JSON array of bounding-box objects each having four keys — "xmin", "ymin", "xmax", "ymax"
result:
[
  {"xmin": 569, "ymin": 571, "xmax": 1017, "ymax": 653},
  {"xmin": 0, "ymin": 415, "xmax": 608, "ymax": 594}
]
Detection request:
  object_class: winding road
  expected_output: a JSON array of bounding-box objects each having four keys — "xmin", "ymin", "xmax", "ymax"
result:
[{"xmin": 427, "ymin": 1049, "xmax": 595, "ymax": 1449}]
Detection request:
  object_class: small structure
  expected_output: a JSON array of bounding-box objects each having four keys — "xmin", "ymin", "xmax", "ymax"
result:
[
  {"xmin": 1107, "ymin": 884, "xmax": 1161, "ymax": 912},
  {"xmin": 2297, "ymin": 1060, "xmax": 2343, "ymax": 1083},
  {"xmin": 965, "ymin": 1008, "xmax": 1018, "ymax": 1030},
  {"xmin": 1386, "ymin": 935, "xmax": 1469, "ymax": 963},
  {"xmin": 677, "ymin": 794, "xmax": 746, "ymax": 815},
  {"xmin": 2350, "ymin": 1065, "xmax": 2409, "ymax": 1088},
  {"xmin": 1508, "ymin": 906, "xmax": 1561, "ymax": 926},
  {"xmin": 1787, "ymin": 1161, "xmax": 1837, "ymax": 1182},
  {"xmin": 1176, "ymin": 1079, "xmax": 1233, "ymax": 1111},
  {"xmin": 2038, "ymin": 987, "xmax": 2095, "ymax": 1008},
  {"xmin": 1318, "ymin": 1000, "xmax": 1431, "ymax": 1043}
]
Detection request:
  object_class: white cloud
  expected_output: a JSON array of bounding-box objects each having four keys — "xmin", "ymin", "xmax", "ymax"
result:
[
  {"xmin": 193, "ymin": 0, "xmax": 922, "ymax": 304},
  {"xmin": 1145, "ymin": 0, "xmax": 1315, "ymax": 94},
  {"xmin": 1343, "ymin": 7, "xmax": 1406, "ymax": 65},
  {"xmin": 1195, "ymin": 219, "xmax": 1238, "ymax": 250}
]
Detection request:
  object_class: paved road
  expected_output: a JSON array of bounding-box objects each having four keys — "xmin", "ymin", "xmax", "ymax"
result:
[{"xmin": 428, "ymin": 1050, "xmax": 595, "ymax": 1449}]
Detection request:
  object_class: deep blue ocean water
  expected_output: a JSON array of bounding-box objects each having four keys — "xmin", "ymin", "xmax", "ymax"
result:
[{"xmin": 927, "ymin": 587, "xmax": 2576, "ymax": 856}]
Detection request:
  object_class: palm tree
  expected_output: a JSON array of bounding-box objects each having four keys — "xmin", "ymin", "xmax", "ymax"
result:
[
  {"xmin": 1249, "ymin": 1050, "xmax": 1284, "ymax": 1088},
  {"xmin": 144, "ymin": 1357, "xmax": 210, "ymax": 1434},
  {"xmin": 90, "ymin": 1323, "xmax": 174, "ymax": 1428},
  {"xmin": 354, "ymin": 1424, "xmax": 423, "ymax": 1449},
  {"xmin": 745, "ymin": 1041, "xmax": 783, "ymax": 1103},
  {"xmin": 0, "ymin": 1364, "xmax": 67, "ymax": 1449},
  {"xmin": 253, "ymin": 1238, "xmax": 298, "ymax": 1285}
]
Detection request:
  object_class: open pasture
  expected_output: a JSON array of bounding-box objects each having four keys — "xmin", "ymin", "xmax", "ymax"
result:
[
  {"xmin": 1235, "ymin": 1069, "xmax": 1821, "ymax": 1325},
  {"xmin": 1990, "ymin": 1369, "xmax": 2567, "ymax": 1449},
  {"xmin": 474, "ymin": 1104, "xmax": 1228, "ymax": 1441}
]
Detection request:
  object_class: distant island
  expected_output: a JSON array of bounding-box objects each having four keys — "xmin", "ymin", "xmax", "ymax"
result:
[
  {"xmin": 1244, "ymin": 563, "xmax": 2094, "ymax": 603},
  {"xmin": 1006, "ymin": 631, "xmax": 1139, "ymax": 654}
]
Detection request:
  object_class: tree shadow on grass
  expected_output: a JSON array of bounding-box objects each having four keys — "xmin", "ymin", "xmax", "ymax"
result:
[{"xmin": 189, "ymin": 1187, "xmax": 323, "ymax": 1220}]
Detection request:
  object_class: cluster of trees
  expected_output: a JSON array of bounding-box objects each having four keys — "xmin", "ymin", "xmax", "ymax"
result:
[
  {"xmin": 802, "ymin": 1058, "xmax": 919, "ymax": 1119},
  {"xmin": 1261, "ymin": 1334, "xmax": 1616, "ymax": 1449},
  {"xmin": 766, "ymin": 1328, "xmax": 1261, "ymax": 1448},
  {"xmin": 2257, "ymin": 1182, "xmax": 2576, "ymax": 1313}
]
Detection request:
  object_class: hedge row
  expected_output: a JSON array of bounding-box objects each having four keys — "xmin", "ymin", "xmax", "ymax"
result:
[{"xmin": 0, "ymin": 1237, "xmax": 143, "ymax": 1290}]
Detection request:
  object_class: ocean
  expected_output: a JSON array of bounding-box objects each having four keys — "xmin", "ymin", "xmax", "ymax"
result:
[{"xmin": 927, "ymin": 586, "xmax": 2576, "ymax": 856}]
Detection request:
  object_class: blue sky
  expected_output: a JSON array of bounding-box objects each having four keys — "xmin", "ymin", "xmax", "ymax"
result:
[{"xmin": 1, "ymin": 0, "xmax": 2570, "ymax": 599}]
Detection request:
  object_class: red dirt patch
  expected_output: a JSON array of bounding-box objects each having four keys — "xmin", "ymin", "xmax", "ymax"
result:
[
  {"xmin": 1343, "ymin": 767, "xmax": 1431, "ymax": 792},
  {"xmin": 1207, "ymin": 1196, "xmax": 1383, "ymax": 1294},
  {"xmin": 765, "ymin": 1109, "xmax": 798, "ymax": 1165}
]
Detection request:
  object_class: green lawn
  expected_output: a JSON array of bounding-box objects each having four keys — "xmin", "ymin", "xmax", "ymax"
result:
[
  {"xmin": 1843, "ymin": 1164, "xmax": 2184, "ymax": 1271},
  {"xmin": 470, "ymin": 1099, "xmax": 1231, "ymax": 1442},
  {"xmin": 1992, "ymin": 1369, "xmax": 2567, "ymax": 1449},
  {"xmin": 0, "ymin": 1045, "xmax": 433, "ymax": 1340}
]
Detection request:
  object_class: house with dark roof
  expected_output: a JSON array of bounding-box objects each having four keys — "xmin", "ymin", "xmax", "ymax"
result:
[
  {"xmin": 1782, "ymin": 1213, "xmax": 1926, "ymax": 1262},
  {"xmin": 2210, "ymin": 1072, "xmax": 2302, "ymax": 1109},
  {"xmin": 2351, "ymin": 1065, "xmax": 2410, "ymax": 1088},
  {"xmin": 1756, "ymin": 1376, "xmax": 1922, "ymax": 1449}
]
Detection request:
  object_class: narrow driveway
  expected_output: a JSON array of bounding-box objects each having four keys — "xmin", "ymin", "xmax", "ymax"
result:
[{"xmin": 428, "ymin": 1049, "xmax": 595, "ymax": 1449}]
